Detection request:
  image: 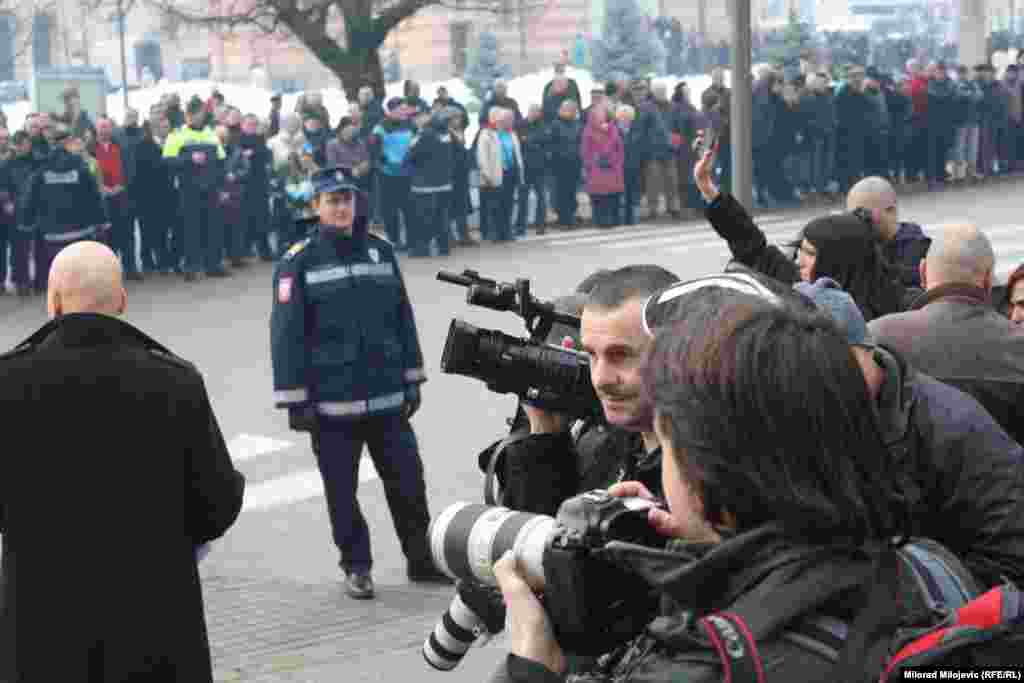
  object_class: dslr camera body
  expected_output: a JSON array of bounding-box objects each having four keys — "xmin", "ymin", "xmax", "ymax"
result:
[{"xmin": 423, "ymin": 489, "xmax": 666, "ymax": 671}]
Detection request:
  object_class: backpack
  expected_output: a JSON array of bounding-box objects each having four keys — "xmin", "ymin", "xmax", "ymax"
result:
[{"xmin": 699, "ymin": 538, "xmax": 1024, "ymax": 683}]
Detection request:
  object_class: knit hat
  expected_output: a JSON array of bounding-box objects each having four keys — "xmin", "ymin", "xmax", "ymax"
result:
[{"xmin": 793, "ymin": 277, "xmax": 873, "ymax": 347}]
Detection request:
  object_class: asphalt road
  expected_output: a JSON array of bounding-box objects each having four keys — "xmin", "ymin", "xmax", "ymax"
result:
[{"xmin": 2, "ymin": 177, "xmax": 1024, "ymax": 681}]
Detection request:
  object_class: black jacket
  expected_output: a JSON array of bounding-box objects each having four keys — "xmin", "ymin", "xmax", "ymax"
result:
[
  {"xmin": 0, "ymin": 313, "xmax": 245, "ymax": 682},
  {"xmin": 867, "ymin": 346, "xmax": 1024, "ymax": 588},
  {"xmin": 869, "ymin": 284, "xmax": 1024, "ymax": 447},
  {"xmin": 20, "ymin": 148, "xmax": 107, "ymax": 240},
  {"xmin": 504, "ymin": 525, "xmax": 899, "ymax": 682},
  {"xmin": 704, "ymin": 192, "xmax": 919, "ymax": 320},
  {"xmin": 490, "ymin": 422, "xmax": 660, "ymax": 516}
]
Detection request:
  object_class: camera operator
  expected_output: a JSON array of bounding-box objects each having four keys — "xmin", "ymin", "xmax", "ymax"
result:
[
  {"xmin": 494, "ymin": 296, "xmax": 914, "ymax": 681},
  {"xmin": 492, "ymin": 265, "xmax": 679, "ymax": 516}
]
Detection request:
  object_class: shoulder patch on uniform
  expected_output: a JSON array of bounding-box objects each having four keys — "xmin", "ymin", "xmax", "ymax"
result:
[
  {"xmin": 283, "ymin": 238, "xmax": 311, "ymax": 261},
  {"xmin": 148, "ymin": 348, "xmax": 197, "ymax": 373}
]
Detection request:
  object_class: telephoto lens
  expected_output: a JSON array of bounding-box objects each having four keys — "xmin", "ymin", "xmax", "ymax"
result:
[
  {"xmin": 422, "ymin": 580, "xmax": 506, "ymax": 671},
  {"xmin": 428, "ymin": 503, "xmax": 556, "ymax": 590}
]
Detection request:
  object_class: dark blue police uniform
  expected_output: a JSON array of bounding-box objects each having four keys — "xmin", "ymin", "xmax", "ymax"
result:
[{"xmin": 270, "ymin": 166, "xmax": 446, "ymax": 596}]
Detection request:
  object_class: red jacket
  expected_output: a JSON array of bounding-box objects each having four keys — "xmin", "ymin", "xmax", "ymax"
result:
[{"xmin": 909, "ymin": 75, "xmax": 930, "ymax": 121}]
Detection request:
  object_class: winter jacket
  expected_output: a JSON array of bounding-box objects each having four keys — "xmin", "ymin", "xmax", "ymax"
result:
[
  {"xmin": 619, "ymin": 121, "xmax": 646, "ymax": 173},
  {"xmin": 752, "ymin": 79, "xmax": 779, "ymax": 149},
  {"xmin": 405, "ymin": 118, "xmax": 454, "ymax": 194},
  {"xmin": 325, "ymin": 138, "xmax": 371, "ymax": 190},
  {"xmin": 476, "ymin": 127, "xmax": 524, "ymax": 189},
  {"xmin": 516, "ymin": 119, "xmax": 550, "ymax": 183},
  {"xmin": 1005, "ymin": 78, "xmax": 1024, "ymax": 125},
  {"xmin": 704, "ymin": 192, "xmax": 917, "ymax": 320},
  {"xmin": 884, "ymin": 222, "xmax": 931, "ymax": 288},
  {"xmin": 927, "ymin": 78, "xmax": 960, "ymax": 132},
  {"xmin": 978, "ymin": 80, "xmax": 1011, "ymax": 132},
  {"xmin": 834, "ymin": 84, "xmax": 873, "ymax": 141},
  {"xmin": 908, "ymin": 75, "xmax": 930, "ymax": 122},
  {"xmin": 368, "ymin": 118, "xmax": 414, "ymax": 177},
  {"xmin": 20, "ymin": 148, "xmax": 107, "ymax": 240},
  {"xmin": 580, "ymin": 122, "xmax": 624, "ymax": 196},
  {"xmin": 865, "ymin": 346, "xmax": 1024, "ymax": 587},
  {"xmin": 953, "ymin": 79, "xmax": 983, "ymax": 126},
  {"xmin": 802, "ymin": 90, "xmax": 837, "ymax": 136},
  {"xmin": 863, "ymin": 86, "xmax": 891, "ymax": 135},
  {"xmin": 504, "ymin": 525, "xmax": 911, "ymax": 683},
  {"xmin": 131, "ymin": 136, "xmax": 173, "ymax": 212},
  {"xmin": 869, "ymin": 284, "xmax": 1024, "ymax": 446}
]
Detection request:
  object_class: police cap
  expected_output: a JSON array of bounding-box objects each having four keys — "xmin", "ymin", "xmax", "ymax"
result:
[{"xmin": 312, "ymin": 165, "xmax": 360, "ymax": 196}]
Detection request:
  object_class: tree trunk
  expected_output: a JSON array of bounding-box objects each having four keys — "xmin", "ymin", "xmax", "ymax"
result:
[{"xmin": 305, "ymin": 38, "xmax": 385, "ymax": 101}]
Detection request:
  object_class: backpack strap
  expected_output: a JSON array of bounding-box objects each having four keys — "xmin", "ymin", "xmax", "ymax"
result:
[
  {"xmin": 698, "ymin": 612, "xmax": 766, "ymax": 683},
  {"xmin": 483, "ymin": 430, "xmax": 532, "ymax": 506},
  {"xmin": 883, "ymin": 583, "xmax": 1024, "ymax": 678}
]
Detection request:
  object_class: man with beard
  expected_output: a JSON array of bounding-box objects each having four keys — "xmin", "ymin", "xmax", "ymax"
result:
[{"xmin": 238, "ymin": 114, "xmax": 273, "ymax": 262}]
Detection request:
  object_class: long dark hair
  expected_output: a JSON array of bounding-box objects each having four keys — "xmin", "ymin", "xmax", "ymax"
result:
[
  {"xmin": 803, "ymin": 214, "xmax": 903, "ymax": 320},
  {"xmin": 642, "ymin": 298, "xmax": 908, "ymax": 543}
]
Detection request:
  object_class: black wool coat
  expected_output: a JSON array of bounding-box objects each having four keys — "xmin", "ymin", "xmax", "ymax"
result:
[{"xmin": 0, "ymin": 313, "xmax": 245, "ymax": 682}]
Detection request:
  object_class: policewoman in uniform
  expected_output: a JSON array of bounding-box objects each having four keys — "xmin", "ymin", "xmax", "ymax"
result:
[{"xmin": 270, "ymin": 165, "xmax": 451, "ymax": 599}]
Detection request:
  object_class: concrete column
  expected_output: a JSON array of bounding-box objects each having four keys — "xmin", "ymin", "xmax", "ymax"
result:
[{"xmin": 959, "ymin": 0, "xmax": 988, "ymax": 67}]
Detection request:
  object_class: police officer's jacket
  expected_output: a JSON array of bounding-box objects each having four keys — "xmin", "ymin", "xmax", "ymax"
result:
[
  {"xmin": 271, "ymin": 220, "xmax": 426, "ymax": 421},
  {"xmin": 162, "ymin": 125, "xmax": 226, "ymax": 194},
  {"xmin": 20, "ymin": 148, "xmax": 107, "ymax": 242}
]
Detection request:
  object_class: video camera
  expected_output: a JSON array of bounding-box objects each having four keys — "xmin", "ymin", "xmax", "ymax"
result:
[
  {"xmin": 437, "ymin": 270, "xmax": 602, "ymax": 420},
  {"xmin": 422, "ymin": 489, "xmax": 667, "ymax": 671}
]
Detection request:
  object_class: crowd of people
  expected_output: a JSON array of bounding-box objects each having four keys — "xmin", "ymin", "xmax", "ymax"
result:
[{"xmin": 6, "ymin": 53, "xmax": 1024, "ymax": 289}]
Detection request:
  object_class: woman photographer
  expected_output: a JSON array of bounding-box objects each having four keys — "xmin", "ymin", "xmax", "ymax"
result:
[
  {"xmin": 694, "ymin": 145, "xmax": 919, "ymax": 320},
  {"xmin": 494, "ymin": 294, "xmax": 911, "ymax": 681}
]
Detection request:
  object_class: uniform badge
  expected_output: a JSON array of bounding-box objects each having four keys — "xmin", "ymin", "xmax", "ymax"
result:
[
  {"xmin": 278, "ymin": 277, "xmax": 293, "ymax": 303},
  {"xmin": 191, "ymin": 151, "xmax": 208, "ymax": 165},
  {"xmin": 368, "ymin": 248, "xmax": 380, "ymax": 264}
]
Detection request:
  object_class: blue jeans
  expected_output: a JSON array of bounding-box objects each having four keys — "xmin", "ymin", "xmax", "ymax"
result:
[{"xmin": 312, "ymin": 414, "xmax": 431, "ymax": 574}]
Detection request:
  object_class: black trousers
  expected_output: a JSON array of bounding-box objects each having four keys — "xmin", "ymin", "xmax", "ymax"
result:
[
  {"xmin": 138, "ymin": 206, "xmax": 169, "ymax": 272},
  {"xmin": 312, "ymin": 414, "xmax": 432, "ymax": 573},
  {"xmin": 378, "ymin": 175, "xmax": 411, "ymax": 247},
  {"xmin": 551, "ymin": 159, "xmax": 580, "ymax": 226},
  {"xmin": 181, "ymin": 190, "xmax": 224, "ymax": 274},
  {"xmin": 106, "ymin": 193, "xmax": 137, "ymax": 275},
  {"xmin": 409, "ymin": 192, "xmax": 449, "ymax": 256}
]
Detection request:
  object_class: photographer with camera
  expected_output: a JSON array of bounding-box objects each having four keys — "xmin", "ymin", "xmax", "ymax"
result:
[
  {"xmin": 493, "ymin": 294, "xmax": 916, "ymax": 681},
  {"xmin": 496, "ymin": 265, "xmax": 679, "ymax": 514},
  {"xmin": 423, "ymin": 266, "xmax": 677, "ymax": 673}
]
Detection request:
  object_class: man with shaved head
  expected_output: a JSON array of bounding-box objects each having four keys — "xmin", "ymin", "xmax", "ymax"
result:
[
  {"xmin": 870, "ymin": 223, "xmax": 1024, "ymax": 443},
  {"xmin": 846, "ymin": 175, "xmax": 931, "ymax": 286},
  {"xmin": 0, "ymin": 240, "xmax": 244, "ymax": 681}
]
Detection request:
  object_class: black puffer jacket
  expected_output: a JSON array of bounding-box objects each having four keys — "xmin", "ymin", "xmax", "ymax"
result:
[{"xmin": 504, "ymin": 525, "xmax": 896, "ymax": 682}]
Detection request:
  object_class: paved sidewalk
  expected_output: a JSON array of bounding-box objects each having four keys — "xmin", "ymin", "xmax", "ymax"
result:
[{"xmin": 204, "ymin": 573, "xmax": 468, "ymax": 682}]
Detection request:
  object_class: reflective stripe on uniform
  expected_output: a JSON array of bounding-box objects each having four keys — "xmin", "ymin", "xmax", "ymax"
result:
[
  {"xmin": 316, "ymin": 390, "xmax": 405, "ymax": 417},
  {"xmin": 274, "ymin": 388, "xmax": 308, "ymax": 404},
  {"xmin": 404, "ymin": 368, "xmax": 426, "ymax": 383},
  {"xmin": 305, "ymin": 262, "xmax": 395, "ymax": 285},
  {"xmin": 43, "ymin": 227, "xmax": 96, "ymax": 242}
]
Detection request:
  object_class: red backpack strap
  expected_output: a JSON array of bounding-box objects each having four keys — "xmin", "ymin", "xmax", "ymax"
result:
[
  {"xmin": 883, "ymin": 584, "xmax": 1024, "ymax": 678},
  {"xmin": 698, "ymin": 612, "xmax": 766, "ymax": 683}
]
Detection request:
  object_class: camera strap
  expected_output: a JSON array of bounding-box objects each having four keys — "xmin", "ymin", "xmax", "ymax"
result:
[
  {"xmin": 483, "ymin": 431, "xmax": 530, "ymax": 506},
  {"xmin": 697, "ymin": 612, "xmax": 765, "ymax": 683}
]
